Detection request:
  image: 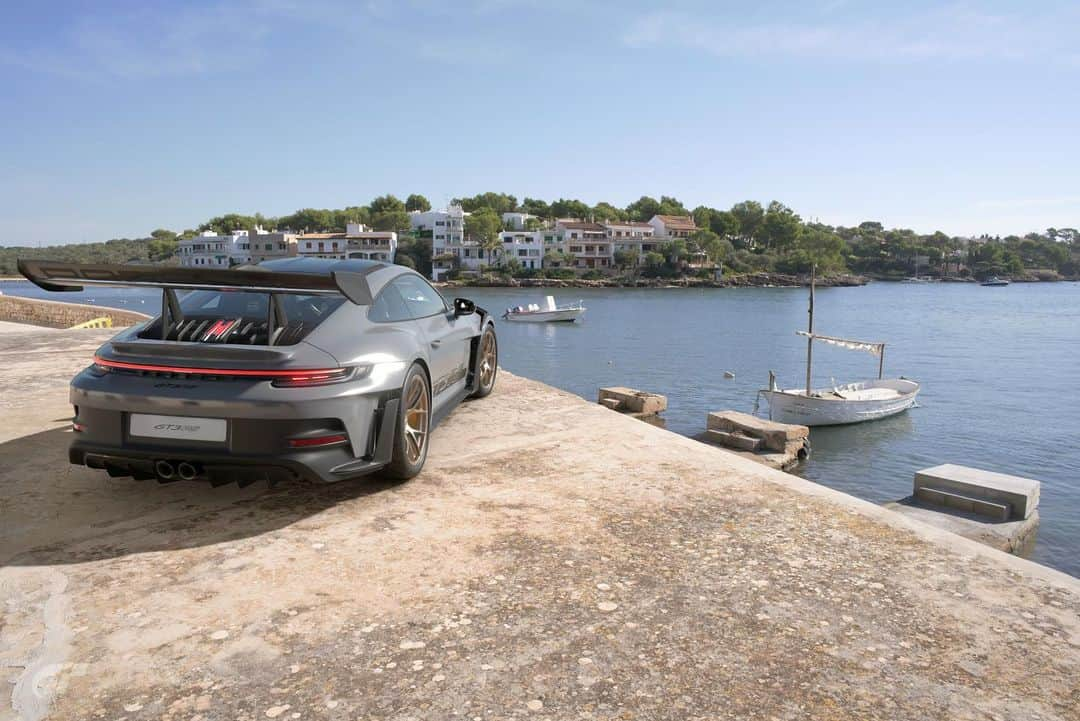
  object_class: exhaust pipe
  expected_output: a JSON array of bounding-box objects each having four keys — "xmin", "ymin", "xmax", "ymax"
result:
[
  {"xmin": 176, "ymin": 461, "xmax": 199, "ymax": 481},
  {"xmin": 154, "ymin": 460, "xmax": 175, "ymax": 479}
]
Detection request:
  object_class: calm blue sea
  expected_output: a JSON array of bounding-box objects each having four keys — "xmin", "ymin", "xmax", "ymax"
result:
[{"xmin": 5, "ymin": 279, "xmax": 1079, "ymax": 576}]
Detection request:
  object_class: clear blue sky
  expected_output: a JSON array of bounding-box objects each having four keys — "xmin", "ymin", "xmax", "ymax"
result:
[{"xmin": 2, "ymin": 0, "xmax": 1078, "ymax": 246}]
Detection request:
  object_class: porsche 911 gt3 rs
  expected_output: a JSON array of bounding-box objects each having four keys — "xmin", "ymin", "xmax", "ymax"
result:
[{"xmin": 19, "ymin": 257, "xmax": 499, "ymax": 486}]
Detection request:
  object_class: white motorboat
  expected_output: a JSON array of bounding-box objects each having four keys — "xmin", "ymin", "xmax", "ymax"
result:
[
  {"xmin": 502, "ymin": 295, "xmax": 585, "ymax": 323},
  {"xmin": 758, "ymin": 267, "xmax": 920, "ymax": 426}
]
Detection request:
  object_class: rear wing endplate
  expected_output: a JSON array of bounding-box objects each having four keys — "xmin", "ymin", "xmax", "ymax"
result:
[{"xmin": 17, "ymin": 259, "xmax": 377, "ymax": 305}]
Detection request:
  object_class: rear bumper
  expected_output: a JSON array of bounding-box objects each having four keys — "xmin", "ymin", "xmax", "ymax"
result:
[
  {"xmin": 68, "ymin": 371, "xmax": 401, "ymax": 484},
  {"xmin": 69, "ymin": 440, "xmax": 392, "ymax": 485}
]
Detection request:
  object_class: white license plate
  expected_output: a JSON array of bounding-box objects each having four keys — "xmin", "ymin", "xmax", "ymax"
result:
[{"xmin": 130, "ymin": 414, "xmax": 227, "ymax": 443}]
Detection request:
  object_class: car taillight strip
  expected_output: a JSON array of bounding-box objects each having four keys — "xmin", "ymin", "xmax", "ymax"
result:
[{"xmin": 92, "ymin": 356, "xmax": 347, "ymax": 380}]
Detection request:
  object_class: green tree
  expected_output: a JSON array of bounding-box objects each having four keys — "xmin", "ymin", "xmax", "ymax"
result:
[
  {"xmin": 147, "ymin": 229, "xmax": 178, "ymax": 261},
  {"xmin": 709, "ymin": 210, "xmax": 740, "ymax": 240},
  {"xmin": 690, "ymin": 229, "xmax": 733, "ymax": 264},
  {"xmin": 456, "ymin": 192, "xmax": 518, "ymax": 215},
  {"xmin": 760, "ymin": 201, "xmax": 802, "ymax": 251},
  {"xmin": 657, "ymin": 195, "xmax": 689, "ymax": 217},
  {"xmin": 520, "ymin": 197, "xmax": 551, "ymax": 218},
  {"xmin": 592, "ymin": 201, "xmax": 627, "ymax": 222},
  {"xmin": 613, "ymin": 248, "xmax": 640, "ymax": 270},
  {"xmin": 730, "ymin": 201, "xmax": 764, "ymax": 248},
  {"xmin": 625, "ymin": 196, "xmax": 661, "ymax": 221},
  {"xmin": 550, "ymin": 198, "xmax": 590, "ymax": 219},
  {"xmin": 405, "ymin": 194, "xmax": 431, "ymax": 212},
  {"xmin": 369, "ymin": 195, "xmax": 409, "ymax": 232},
  {"xmin": 369, "ymin": 194, "xmax": 406, "ymax": 215},
  {"xmin": 466, "ymin": 208, "xmax": 502, "ymax": 266}
]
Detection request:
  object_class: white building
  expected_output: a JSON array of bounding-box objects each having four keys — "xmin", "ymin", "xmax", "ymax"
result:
[
  {"xmin": 605, "ymin": 221, "xmax": 659, "ymax": 261},
  {"xmin": 178, "ymin": 230, "xmax": 254, "ymax": 268},
  {"xmin": 297, "ymin": 223, "xmax": 397, "ymax": 262},
  {"xmin": 648, "ymin": 214, "xmax": 698, "ymax": 239},
  {"xmin": 498, "ymin": 231, "xmax": 544, "ymax": 271},
  {"xmin": 501, "ymin": 212, "xmax": 536, "ymax": 231},
  {"xmin": 412, "ymin": 205, "xmax": 497, "ymax": 281},
  {"xmin": 555, "ymin": 221, "xmax": 613, "ymax": 271},
  {"xmin": 249, "ymin": 226, "xmax": 297, "ymax": 263}
]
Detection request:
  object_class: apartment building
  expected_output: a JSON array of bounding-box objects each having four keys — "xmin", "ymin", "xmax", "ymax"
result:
[
  {"xmin": 556, "ymin": 220, "xmax": 613, "ymax": 270},
  {"xmin": 248, "ymin": 226, "xmax": 298, "ymax": 263},
  {"xmin": 649, "ymin": 214, "xmax": 697, "ymax": 239},
  {"xmin": 297, "ymin": 223, "xmax": 397, "ymax": 262},
  {"xmin": 605, "ymin": 221, "xmax": 659, "ymax": 259},
  {"xmin": 498, "ymin": 231, "xmax": 544, "ymax": 270},
  {"xmin": 178, "ymin": 230, "xmax": 254, "ymax": 268}
]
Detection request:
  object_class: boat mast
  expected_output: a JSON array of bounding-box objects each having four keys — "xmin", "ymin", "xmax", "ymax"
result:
[{"xmin": 805, "ymin": 264, "xmax": 815, "ymax": 397}]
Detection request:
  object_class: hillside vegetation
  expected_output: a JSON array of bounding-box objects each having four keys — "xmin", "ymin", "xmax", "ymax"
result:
[{"xmin": 4, "ymin": 193, "xmax": 1077, "ymax": 281}]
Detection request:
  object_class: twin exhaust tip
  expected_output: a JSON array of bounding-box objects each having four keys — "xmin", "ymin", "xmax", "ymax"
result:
[{"xmin": 155, "ymin": 460, "xmax": 200, "ymax": 481}]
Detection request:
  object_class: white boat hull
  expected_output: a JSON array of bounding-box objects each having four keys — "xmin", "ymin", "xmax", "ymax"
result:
[
  {"xmin": 503, "ymin": 307, "xmax": 585, "ymax": 323},
  {"xmin": 760, "ymin": 378, "xmax": 919, "ymax": 426}
]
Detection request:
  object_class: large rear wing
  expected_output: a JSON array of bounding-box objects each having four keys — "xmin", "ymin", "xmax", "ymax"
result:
[{"xmin": 17, "ymin": 259, "xmax": 379, "ymax": 305}]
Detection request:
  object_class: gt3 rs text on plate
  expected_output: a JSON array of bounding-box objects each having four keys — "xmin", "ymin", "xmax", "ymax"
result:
[{"xmin": 130, "ymin": 414, "xmax": 227, "ymax": 442}]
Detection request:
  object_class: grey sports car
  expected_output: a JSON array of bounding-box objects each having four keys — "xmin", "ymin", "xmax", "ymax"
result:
[{"xmin": 18, "ymin": 257, "xmax": 498, "ymax": 485}]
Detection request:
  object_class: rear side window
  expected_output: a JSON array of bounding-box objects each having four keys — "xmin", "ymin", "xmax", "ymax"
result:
[
  {"xmin": 369, "ymin": 285, "xmax": 411, "ymax": 323},
  {"xmin": 393, "ymin": 275, "xmax": 447, "ymax": 318}
]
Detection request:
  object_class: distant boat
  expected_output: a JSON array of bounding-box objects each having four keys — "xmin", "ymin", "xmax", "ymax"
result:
[
  {"xmin": 758, "ymin": 266, "xmax": 920, "ymax": 426},
  {"xmin": 981, "ymin": 276, "xmax": 1010, "ymax": 286},
  {"xmin": 503, "ymin": 295, "xmax": 586, "ymax": 323}
]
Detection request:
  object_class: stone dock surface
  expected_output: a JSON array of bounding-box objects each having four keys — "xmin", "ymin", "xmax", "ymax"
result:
[{"xmin": 1, "ymin": 323, "xmax": 1078, "ymax": 721}]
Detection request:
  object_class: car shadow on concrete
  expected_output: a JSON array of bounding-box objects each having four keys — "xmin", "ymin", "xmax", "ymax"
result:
[{"xmin": 0, "ymin": 427, "xmax": 401, "ymax": 567}]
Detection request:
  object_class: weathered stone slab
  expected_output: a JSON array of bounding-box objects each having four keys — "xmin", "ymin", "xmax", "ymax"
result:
[
  {"xmin": 915, "ymin": 464, "xmax": 1040, "ymax": 520},
  {"xmin": 705, "ymin": 429, "xmax": 763, "ymax": 452},
  {"xmin": 598, "ymin": 387, "xmax": 667, "ymax": 415},
  {"xmin": 706, "ymin": 410, "xmax": 808, "ymax": 452},
  {"xmin": 915, "ymin": 486, "xmax": 1010, "ymax": 522}
]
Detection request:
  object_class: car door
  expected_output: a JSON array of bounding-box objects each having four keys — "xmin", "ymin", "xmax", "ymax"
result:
[{"xmin": 392, "ymin": 275, "xmax": 472, "ymax": 408}]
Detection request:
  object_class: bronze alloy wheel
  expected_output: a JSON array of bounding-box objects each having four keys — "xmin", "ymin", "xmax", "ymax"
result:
[
  {"xmin": 403, "ymin": 372, "xmax": 429, "ymax": 464},
  {"xmin": 479, "ymin": 331, "xmax": 497, "ymax": 388}
]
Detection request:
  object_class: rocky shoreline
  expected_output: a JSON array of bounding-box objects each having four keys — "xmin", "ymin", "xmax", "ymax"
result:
[{"xmin": 439, "ymin": 272, "xmax": 869, "ymax": 290}]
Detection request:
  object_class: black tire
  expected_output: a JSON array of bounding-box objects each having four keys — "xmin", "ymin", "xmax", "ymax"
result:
[
  {"xmin": 383, "ymin": 363, "xmax": 430, "ymax": 481},
  {"xmin": 470, "ymin": 325, "xmax": 498, "ymax": 399}
]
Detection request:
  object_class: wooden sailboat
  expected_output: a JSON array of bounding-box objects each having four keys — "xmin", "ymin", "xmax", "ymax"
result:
[{"xmin": 758, "ymin": 266, "xmax": 920, "ymax": 426}]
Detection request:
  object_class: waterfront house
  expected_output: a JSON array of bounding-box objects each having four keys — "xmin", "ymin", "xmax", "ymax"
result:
[
  {"xmin": 178, "ymin": 230, "xmax": 255, "ymax": 268},
  {"xmin": 649, "ymin": 214, "xmax": 697, "ymax": 239},
  {"xmin": 605, "ymin": 221, "xmax": 659, "ymax": 262},
  {"xmin": 298, "ymin": 223, "xmax": 397, "ymax": 262},
  {"xmin": 412, "ymin": 205, "xmax": 490, "ymax": 281},
  {"xmin": 501, "ymin": 211, "xmax": 536, "ymax": 231},
  {"xmin": 555, "ymin": 220, "xmax": 613, "ymax": 270},
  {"xmin": 498, "ymin": 231, "xmax": 544, "ymax": 271},
  {"xmin": 248, "ymin": 226, "xmax": 298, "ymax": 264}
]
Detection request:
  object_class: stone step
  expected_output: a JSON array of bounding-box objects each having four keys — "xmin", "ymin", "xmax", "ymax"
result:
[
  {"xmin": 706, "ymin": 410, "xmax": 808, "ymax": 452},
  {"xmin": 598, "ymin": 387, "xmax": 667, "ymax": 415},
  {"xmin": 705, "ymin": 429, "xmax": 763, "ymax": 452},
  {"xmin": 915, "ymin": 486, "xmax": 1011, "ymax": 522},
  {"xmin": 914, "ymin": 464, "xmax": 1040, "ymax": 521}
]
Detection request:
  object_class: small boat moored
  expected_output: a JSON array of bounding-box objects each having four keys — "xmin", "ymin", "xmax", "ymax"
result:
[
  {"xmin": 503, "ymin": 295, "xmax": 586, "ymax": 323},
  {"xmin": 757, "ymin": 266, "xmax": 920, "ymax": 427},
  {"xmin": 980, "ymin": 276, "xmax": 1010, "ymax": 286}
]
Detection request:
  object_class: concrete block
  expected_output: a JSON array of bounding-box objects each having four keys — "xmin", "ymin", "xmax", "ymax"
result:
[
  {"xmin": 914, "ymin": 464, "xmax": 1040, "ymax": 521},
  {"xmin": 705, "ymin": 429, "xmax": 763, "ymax": 452},
  {"xmin": 598, "ymin": 387, "xmax": 667, "ymax": 415},
  {"xmin": 915, "ymin": 487, "xmax": 1010, "ymax": 522},
  {"xmin": 706, "ymin": 411, "xmax": 808, "ymax": 452},
  {"xmin": 598, "ymin": 398, "xmax": 621, "ymax": 410}
]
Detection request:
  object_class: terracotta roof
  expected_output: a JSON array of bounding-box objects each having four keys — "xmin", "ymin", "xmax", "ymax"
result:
[
  {"xmin": 558, "ymin": 221, "xmax": 606, "ymax": 231},
  {"xmin": 298, "ymin": 232, "xmax": 345, "ymax": 239},
  {"xmin": 653, "ymin": 214, "xmax": 697, "ymax": 231},
  {"xmin": 604, "ymin": 221, "xmax": 654, "ymax": 228}
]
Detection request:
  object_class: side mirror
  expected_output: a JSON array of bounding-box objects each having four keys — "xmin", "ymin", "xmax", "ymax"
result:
[{"xmin": 453, "ymin": 298, "xmax": 476, "ymax": 317}]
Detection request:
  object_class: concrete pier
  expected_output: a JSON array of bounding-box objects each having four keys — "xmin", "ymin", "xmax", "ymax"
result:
[{"xmin": 1, "ymin": 325, "xmax": 1078, "ymax": 721}]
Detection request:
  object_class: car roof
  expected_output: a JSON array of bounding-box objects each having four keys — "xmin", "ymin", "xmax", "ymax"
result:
[{"xmin": 256, "ymin": 257, "xmax": 420, "ymax": 301}]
